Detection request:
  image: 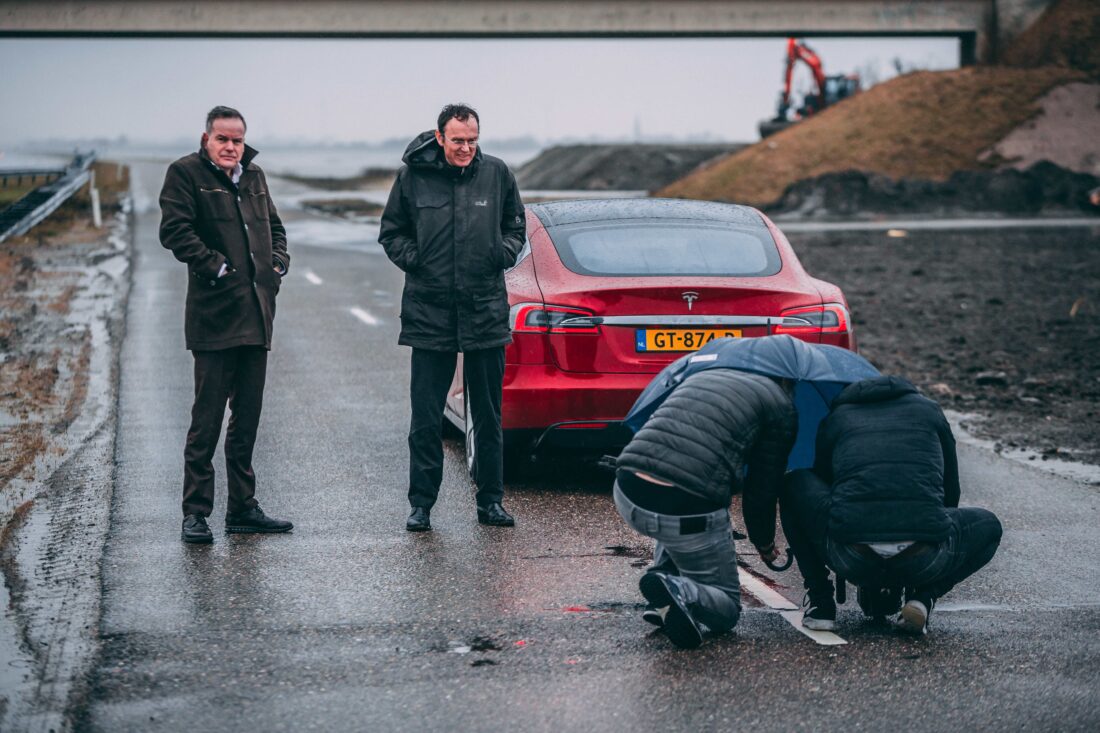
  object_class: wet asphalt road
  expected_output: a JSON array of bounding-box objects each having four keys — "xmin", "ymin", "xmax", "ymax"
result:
[{"xmin": 80, "ymin": 164, "xmax": 1100, "ymax": 731}]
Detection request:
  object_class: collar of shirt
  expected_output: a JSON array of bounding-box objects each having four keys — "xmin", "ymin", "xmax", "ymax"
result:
[{"xmin": 207, "ymin": 158, "xmax": 244, "ymax": 185}]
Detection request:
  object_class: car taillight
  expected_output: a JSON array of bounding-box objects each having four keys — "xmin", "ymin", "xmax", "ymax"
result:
[
  {"xmin": 773, "ymin": 303, "xmax": 850, "ymax": 334},
  {"xmin": 510, "ymin": 303, "xmax": 600, "ymax": 334}
]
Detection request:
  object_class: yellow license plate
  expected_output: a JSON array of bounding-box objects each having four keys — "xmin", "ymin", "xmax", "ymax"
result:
[{"xmin": 635, "ymin": 329, "xmax": 742, "ymax": 352}]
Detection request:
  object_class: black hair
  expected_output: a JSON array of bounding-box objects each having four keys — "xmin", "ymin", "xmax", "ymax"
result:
[
  {"xmin": 437, "ymin": 103, "xmax": 479, "ymax": 133},
  {"xmin": 206, "ymin": 106, "xmax": 247, "ymax": 133}
]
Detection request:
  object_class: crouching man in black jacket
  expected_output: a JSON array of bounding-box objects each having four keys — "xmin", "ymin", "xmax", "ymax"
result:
[
  {"xmin": 780, "ymin": 376, "xmax": 1002, "ymax": 634},
  {"xmin": 615, "ymin": 369, "xmax": 797, "ymax": 649}
]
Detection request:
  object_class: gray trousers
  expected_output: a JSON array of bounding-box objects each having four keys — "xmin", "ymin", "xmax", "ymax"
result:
[{"xmin": 613, "ymin": 482, "xmax": 742, "ymax": 632}]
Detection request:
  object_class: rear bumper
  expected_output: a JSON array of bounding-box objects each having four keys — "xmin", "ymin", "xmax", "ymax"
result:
[{"xmin": 502, "ymin": 364, "xmax": 652, "ymax": 431}]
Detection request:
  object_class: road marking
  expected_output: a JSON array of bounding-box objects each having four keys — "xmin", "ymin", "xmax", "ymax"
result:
[
  {"xmin": 304, "ymin": 270, "xmax": 323, "ymax": 285},
  {"xmin": 737, "ymin": 568, "xmax": 848, "ymax": 646},
  {"xmin": 778, "ymin": 610, "xmax": 849, "ymax": 646},
  {"xmin": 350, "ymin": 307, "xmax": 379, "ymax": 326}
]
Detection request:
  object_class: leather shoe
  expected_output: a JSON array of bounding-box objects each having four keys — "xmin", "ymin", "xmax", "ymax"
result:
[
  {"xmin": 406, "ymin": 506, "xmax": 431, "ymax": 532},
  {"xmin": 225, "ymin": 505, "xmax": 293, "ymax": 534},
  {"xmin": 477, "ymin": 502, "xmax": 515, "ymax": 527},
  {"xmin": 181, "ymin": 514, "xmax": 213, "ymax": 544}
]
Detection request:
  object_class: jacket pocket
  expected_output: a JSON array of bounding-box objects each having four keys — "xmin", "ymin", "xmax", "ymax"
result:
[
  {"xmin": 247, "ymin": 190, "xmax": 270, "ymax": 220},
  {"xmin": 466, "ymin": 291, "xmax": 509, "ymax": 340},
  {"xmin": 199, "ymin": 187, "xmax": 237, "ymax": 221},
  {"xmin": 414, "ymin": 193, "xmax": 449, "ymax": 247},
  {"xmin": 186, "ymin": 270, "xmax": 246, "ymax": 341}
]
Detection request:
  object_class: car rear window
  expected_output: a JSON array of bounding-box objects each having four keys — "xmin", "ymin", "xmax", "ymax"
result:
[{"xmin": 545, "ymin": 220, "xmax": 781, "ymax": 277}]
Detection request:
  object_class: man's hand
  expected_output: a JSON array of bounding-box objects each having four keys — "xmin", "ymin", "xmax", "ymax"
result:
[{"xmin": 756, "ymin": 542, "xmax": 780, "ymax": 564}]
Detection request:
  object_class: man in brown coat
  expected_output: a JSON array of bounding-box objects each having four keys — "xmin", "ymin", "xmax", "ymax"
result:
[{"xmin": 160, "ymin": 105, "xmax": 293, "ymax": 543}]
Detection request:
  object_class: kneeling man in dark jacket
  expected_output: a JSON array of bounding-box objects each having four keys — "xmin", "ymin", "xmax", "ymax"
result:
[
  {"xmin": 781, "ymin": 376, "xmax": 1002, "ymax": 634},
  {"xmin": 615, "ymin": 369, "xmax": 797, "ymax": 649}
]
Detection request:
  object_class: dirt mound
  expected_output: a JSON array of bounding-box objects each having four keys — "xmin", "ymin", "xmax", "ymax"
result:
[
  {"xmin": 516, "ymin": 143, "xmax": 743, "ymax": 191},
  {"xmin": 1002, "ymin": 0, "xmax": 1100, "ymax": 79},
  {"xmin": 659, "ymin": 66, "xmax": 1084, "ymax": 207},
  {"xmin": 768, "ymin": 161, "xmax": 1099, "ymax": 218},
  {"xmin": 986, "ymin": 82, "xmax": 1100, "ymax": 175}
]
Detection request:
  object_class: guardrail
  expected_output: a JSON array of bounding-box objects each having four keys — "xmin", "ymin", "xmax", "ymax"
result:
[
  {"xmin": 0, "ymin": 169, "xmax": 65, "ymax": 188},
  {"xmin": 0, "ymin": 152, "xmax": 97, "ymax": 243}
]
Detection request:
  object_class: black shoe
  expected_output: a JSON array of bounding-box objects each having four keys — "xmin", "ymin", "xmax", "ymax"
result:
[
  {"xmin": 225, "ymin": 505, "xmax": 293, "ymax": 534},
  {"xmin": 802, "ymin": 593, "xmax": 837, "ymax": 631},
  {"xmin": 857, "ymin": 585, "xmax": 903, "ymax": 620},
  {"xmin": 406, "ymin": 506, "xmax": 432, "ymax": 532},
  {"xmin": 477, "ymin": 502, "xmax": 515, "ymax": 527},
  {"xmin": 639, "ymin": 572, "xmax": 703, "ymax": 649},
  {"xmin": 181, "ymin": 514, "xmax": 213, "ymax": 544}
]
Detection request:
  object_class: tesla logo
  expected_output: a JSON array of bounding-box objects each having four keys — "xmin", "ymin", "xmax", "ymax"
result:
[{"xmin": 682, "ymin": 291, "xmax": 699, "ymax": 310}]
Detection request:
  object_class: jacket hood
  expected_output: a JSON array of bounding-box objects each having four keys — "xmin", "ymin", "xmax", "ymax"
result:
[
  {"xmin": 402, "ymin": 130, "xmax": 482, "ymax": 172},
  {"xmin": 832, "ymin": 375, "xmax": 918, "ymax": 407},
  {"xmin": 197, "ymin": 140, "xmax": 260, "ymax": 170}
]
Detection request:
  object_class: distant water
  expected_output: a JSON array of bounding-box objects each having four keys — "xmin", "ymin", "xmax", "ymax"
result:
[
  {"xmin": 3, "ymin": 143, "xmax": 544, "ymax": 178},
  {"xmin": 0, "ymin": 151, "xmax": 73, "ymax": 169}
]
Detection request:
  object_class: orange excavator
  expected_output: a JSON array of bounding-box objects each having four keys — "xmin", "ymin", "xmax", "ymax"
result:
[{"xmin": 758, "ymin": 38, "xmax": 861, "ymax": 138}]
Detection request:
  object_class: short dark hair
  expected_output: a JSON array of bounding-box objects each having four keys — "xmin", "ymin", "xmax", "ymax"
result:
[
  {"xmin": 437, "ymin": 103, "xmax": 479, "ymax": 133},
  {"xmin": 206, "ymin": 106, "xmax": 247, "ymax": 134}
]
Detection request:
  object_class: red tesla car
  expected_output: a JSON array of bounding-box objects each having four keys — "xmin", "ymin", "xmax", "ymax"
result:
[{"xmin": 444, "ymin": 198, "xmax": 854, "ymax": 472}]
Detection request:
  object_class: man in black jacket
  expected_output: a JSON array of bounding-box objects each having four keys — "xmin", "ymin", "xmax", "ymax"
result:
[
  {"xmin": 160, "ymin": 106, "xmax": 293, "ymax": 543},
  {"xmin": 380, "ymin": 104, "xmax": 526, "ymax": 532},
  {"xmin": 780, "ymin": 376, "xmax": 1002, "ymax": 634},
  {"xmin": 615, "ymin": 368, "xmax": 797, "ymax": 648}
]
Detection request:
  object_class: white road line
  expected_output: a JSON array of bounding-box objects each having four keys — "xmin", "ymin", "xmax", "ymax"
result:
[
  {"xmin": 737, "ymin": 568, "xmax": 848, "ymax": 646},
  {"xmin": 350, "ymin": 307, "xmax": 379, "ymax": 326},
  {"xmin": 778, "ymin": 610, "xmax": 849, "ymax": 646},
  {"xmin": 304, "ymin": 270, "xmax": 323, "ymax": 285}
]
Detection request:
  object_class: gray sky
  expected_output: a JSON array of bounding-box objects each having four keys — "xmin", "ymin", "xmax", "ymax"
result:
[{"xmin": 0, "ymin": 37, "xmax": 957, "ymax": 145}]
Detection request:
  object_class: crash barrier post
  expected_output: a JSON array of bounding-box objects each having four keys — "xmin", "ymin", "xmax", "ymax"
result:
[{"xmin": 89, "ymin": 168, "xmax": 102, "ymax": 228}]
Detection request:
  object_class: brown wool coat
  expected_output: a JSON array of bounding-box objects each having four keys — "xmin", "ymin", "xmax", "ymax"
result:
[{"xmin": 159, "ymin": 144, "xmax": 288, "ymax": 351}]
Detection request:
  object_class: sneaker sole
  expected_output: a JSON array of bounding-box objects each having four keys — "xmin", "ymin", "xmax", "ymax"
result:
[
  {"xmin": 406, "ymin": 524, "xmax": 432, "ymax": 532},
  {"xmin": 225, "ymin": 526, "xmax": 293, "ymax": 534},
  {"xmin": 641, "ymin": 608, "xmax": 665, "ymax": 627},
  {"xmin": 639, "ymin": 574, "xmax": 703, "ymax": 650},
  {"xmin": 181, "ymin": 533, "xmax": 213, "ymax": 544},
  {"xmin": 898, "ymin": 603, "xmax": 929, "ymax": 635},
  {"xmin": 802, "ymin": 617, "xmax": 837, "ymax": 631}
]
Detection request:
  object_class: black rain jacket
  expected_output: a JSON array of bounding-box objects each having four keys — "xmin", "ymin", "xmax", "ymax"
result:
[
  {"xmin": 159, "ymin": 143, "xmax": 288, "ymax": 351},
  {"xmin": 617, "ymin": 369, "xmax": 798, "ymax": 549},
  {"xmin": 815, "ymin": 376, "xmax": 960, "ymax": 543},
  {"xmin": 379, "ymin": 131, "xmax": 526, "ymax": 352}
]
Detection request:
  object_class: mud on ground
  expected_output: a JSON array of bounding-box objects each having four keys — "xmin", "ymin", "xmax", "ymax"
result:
[
  {"xmin": 0, "ymin": 162, "xmax": 130, "ymax": 729},
  {"xmin": 788, "ymin": 225, "xmax": 1100, "ymax": 471},
  {"xmin": 0, "ymin": 162, "xmax": 129, "ymax": 508}
]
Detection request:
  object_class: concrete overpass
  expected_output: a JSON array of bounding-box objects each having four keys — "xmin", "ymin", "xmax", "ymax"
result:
[{"xmin": 0, "ymin": 1, "xmax": 1055, "ymax": 63}]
